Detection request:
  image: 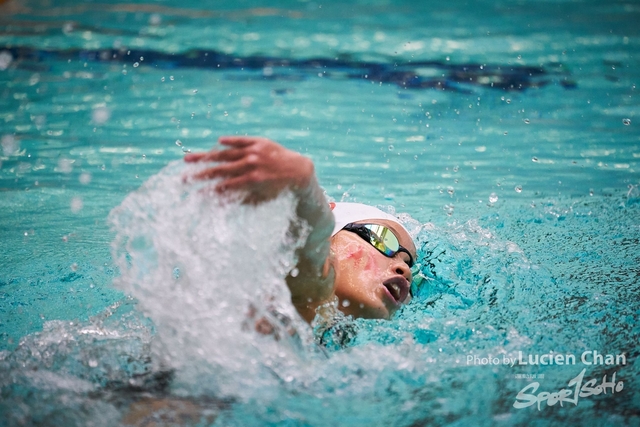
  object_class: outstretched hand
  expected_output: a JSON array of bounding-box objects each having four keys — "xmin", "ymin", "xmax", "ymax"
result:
[
  {"xmin": 185, "ymin": 136, "xmax": 335, "ymax": 322},
  {"xmin": 184, "ymin": 136, "xmax": 314, "ymax": 204}
]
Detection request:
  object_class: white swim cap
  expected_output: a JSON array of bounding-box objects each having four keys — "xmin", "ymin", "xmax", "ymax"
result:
[{"xmin": 329, "ymin": 202, "xmax": 409, "ymax": 236}]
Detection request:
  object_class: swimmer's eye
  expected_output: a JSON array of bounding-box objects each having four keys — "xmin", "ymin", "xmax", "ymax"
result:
[{"xmin": 342, "ymin": 223, "xmax": 414, "ymax": 268}]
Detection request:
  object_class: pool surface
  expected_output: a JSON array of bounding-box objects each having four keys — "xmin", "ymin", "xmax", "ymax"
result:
[{"xmin": 1, "ymin": 0, "xmax": 639, "ymax": 426}]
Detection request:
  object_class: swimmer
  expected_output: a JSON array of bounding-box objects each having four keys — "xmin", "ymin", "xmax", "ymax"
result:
[
  {"xmin": 122, "ymin": 136, "xmax": 416, "ymax": 425},
  {"xmin": 184, "ymin": 136, "xmax": 416, "ymax": 323}
]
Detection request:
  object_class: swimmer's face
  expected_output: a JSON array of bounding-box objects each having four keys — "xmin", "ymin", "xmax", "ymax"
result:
[{"xmin": 331, "ymin": 219, "xmax": 416, "ymax": 319}]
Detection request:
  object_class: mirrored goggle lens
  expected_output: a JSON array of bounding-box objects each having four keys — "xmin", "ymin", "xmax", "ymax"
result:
[{"xmin": 363, "ymin": 224, "xmax": 400, "ymax": 256}]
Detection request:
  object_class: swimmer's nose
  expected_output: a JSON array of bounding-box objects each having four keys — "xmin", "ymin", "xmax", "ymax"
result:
[{"xmin": 390, "ymin": 257, "xmax": 413, "ymax": 282}]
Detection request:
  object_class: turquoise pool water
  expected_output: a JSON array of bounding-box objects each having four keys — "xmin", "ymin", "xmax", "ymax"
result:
[{"xmin": 1, "ymin": 0, "xmax": 639, "ymax": 426}]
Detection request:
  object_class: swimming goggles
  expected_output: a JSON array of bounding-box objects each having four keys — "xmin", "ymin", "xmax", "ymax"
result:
[{"xmin": 342, "ymin": 223, "xmax": 415, "ymax": 268}]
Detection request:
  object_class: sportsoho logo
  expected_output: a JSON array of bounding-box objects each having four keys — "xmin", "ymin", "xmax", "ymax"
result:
[{"xmin": 466, "ymin": 350, "xmax": 627, "ymax": 411}]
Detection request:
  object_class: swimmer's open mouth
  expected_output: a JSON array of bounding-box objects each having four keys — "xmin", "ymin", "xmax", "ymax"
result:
[{"xmin": 382, "ymin": 277, "xmax": 409, "ymax": 304}]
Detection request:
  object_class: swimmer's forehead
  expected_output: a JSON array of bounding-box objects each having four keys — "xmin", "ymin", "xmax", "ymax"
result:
[{"xmin": 354, "ymin": 219, "xmax": 416, "ymax": 258}]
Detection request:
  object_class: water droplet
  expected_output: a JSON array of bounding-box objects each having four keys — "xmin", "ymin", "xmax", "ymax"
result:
[
  {"xmin": 290, "ymin": 268, "xmax": 299, "ymax": 277},
  {"xmin": 57, "ymin": 158, "xmax": 73, "ymax": 173},
  {"xmin": 622, "ymin": 118, "xmax": 631, "ymax": 125},
  {"xmin": 173, "ymin": 267, "xmax": 180, "ymax": 279},
  {"xmin": 504, "ymin": 131, "xmax": 508, "ymax": 135},
  {"xmin": 191, "ymin": 112, "xmax": 195, "ymax": 118},
  {"xmin": 523, "ymin": 118, "xmax": 530, "ymax": 124},
  {"xmin": 443, "ymin": 204, "xmax": 454, "ymax": 215},
  {"xmin": 169, "ymin": 76, "xmax": 174, "ymax": 81},
  {"xmin": 121, "ymin": 70, "xmax": 127, "ymax": 75},
  {"xmin": 149, "ymin": 13, "xmax": 162, "ymax": 25},
  {"xmin": 181, "ymin": 147, "xmax": 191, "ymax": 153},
  {"xmin": 388, "ymin": 144, "xmax": 394, "ymax": 151},
  {"xmin": 223, "ymin": 111, "xmax": 228, "ymax": 116},
  {"xmin": 447, "ymin": 187, "xmax": 455, "ymax": 196},
  {"xmin": 70, "ymin": 197, "xmax": 83, "ymax": 213},
  {"xmin": 88, "ymin": 359, "xmax": 98, "ymax": 368},
  {"xmin": 589, "ymin": 189, "xmax": 594, "ymax": 196},
  {"xmin": 453, "ymin": 165, "xmax": 459, "ymax": 172},
  {"xmin": 506, "ymin": 99, "xmax": 511, "ymax": 104},
  {"xmin": 1, "ymin": 134, "xmax": 19, "ymax": 156},
  {"xmin": 413, "ymin": 155, "xmax": 418, "ymax": 160},
  {"xmin": 532, "ymin": 156, "xmax": 539, "ymax": 162},
  {"xmin": 70, "ymin": 263, "xmax": 78, "ymax": 271},
  {"xmin": 514, "ymin": 185, "xmax": 523, "ymax": 193},
  {"xmin": 489, "ymin": 193, "xmax": 498, "ymax": 203},
  {"xmin": 175, "ymin": 140, "xmax": 182, "ymax": 146},
  {"xmin": 91, "ymin": 106, "xmax": 110, "ymax": 125},
  {"xmin": 161, "ymin": 76, "xmax": 165, "ymax": 82},
  {"xmin": 133, "ymin": 62, "xmax": 139, "ymax": 68},
  {"xmin": 193, "ymin": 89, "xmax": 198, "ymax": 94},
  {"xmin": 0, "ymin": 50, "xmax": 13, "ymax": 70},
  {"xmin": 79, "ymin": 172, "xmax": 92, "ymax": 185},
  {"xmin": 341, "ymin": 299, "xmax": 350, "ymax": 307}
]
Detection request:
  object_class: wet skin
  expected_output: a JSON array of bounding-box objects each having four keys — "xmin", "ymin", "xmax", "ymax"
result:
[{"xmin": 331, "ymin": 219, "xmax": 416, "ymax": 319}]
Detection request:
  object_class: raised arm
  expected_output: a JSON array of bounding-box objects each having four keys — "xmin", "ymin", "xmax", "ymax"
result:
[{"xmin": 184, "ymin": 136, "xmax": 335, "ymax": 322}]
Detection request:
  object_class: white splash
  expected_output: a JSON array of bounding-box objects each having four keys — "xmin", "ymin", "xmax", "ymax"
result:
[{"xmin": 108, "ymin": 161, "xmax": 315, "ymax": 398}]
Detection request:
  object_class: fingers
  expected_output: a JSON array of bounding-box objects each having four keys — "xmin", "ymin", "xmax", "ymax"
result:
[
  {"xmin": 218, "ymin": 135, "xmax": 266, "ymax": 148},
  {"xmin": 193, "ymin": 158, "xmax": 252, "ymax": 181},
  {"xmin": 184, "ymin": 136, "xmax": 269, "ymax": 163},
  {"xmin": 185, "ymin": 147, "xmax": 246, "ymax": 164},
  {"xmin": 183, "ymin": 152, "xmax": 207, "ymax": 162}
]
